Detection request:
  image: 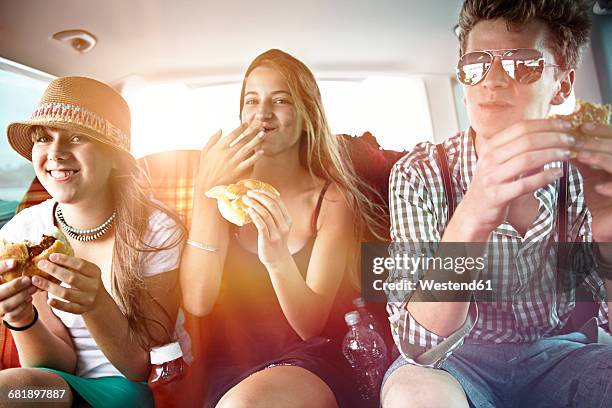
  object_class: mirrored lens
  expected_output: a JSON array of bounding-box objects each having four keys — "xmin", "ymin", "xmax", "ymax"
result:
[
  {"xmin": 504, "ymin": 49, "xmax": 545, "ymax": 84},
  {"xmin": 457, "ymin": 51, "xmax": 492, "ymax": 86}
]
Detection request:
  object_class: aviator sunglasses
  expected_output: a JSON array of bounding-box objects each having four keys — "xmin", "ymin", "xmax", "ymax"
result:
[{"xmin": 456, "ymin": 48, "xmax": 562, "ymax": 86}]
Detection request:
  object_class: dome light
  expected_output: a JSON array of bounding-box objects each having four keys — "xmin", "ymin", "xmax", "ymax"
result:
[{"xmin": 52, "ymin": 29, "xmax": 97, "ymax": 53}]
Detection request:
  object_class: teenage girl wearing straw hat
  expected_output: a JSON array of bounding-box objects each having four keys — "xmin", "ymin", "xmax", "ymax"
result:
[
  {"xmin": 181, "ymin": 49, "xmax": 386, "ymax": 407},
  {"xmin": 0, "ymin": 76, "xmax": 186, "ymax": 407}
]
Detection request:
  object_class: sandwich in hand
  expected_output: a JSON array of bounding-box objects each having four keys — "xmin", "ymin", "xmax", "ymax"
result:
[
  {"xmin": 0, "ymin": 227, "xmax": 74, "ymax": 284},
  {"xmin": 205, "ymin": 179, "xmax": 280, "ymax": 226},
  {"xmin": 550, "ymin": 99, "xmax": 611, "ymax": 139}
]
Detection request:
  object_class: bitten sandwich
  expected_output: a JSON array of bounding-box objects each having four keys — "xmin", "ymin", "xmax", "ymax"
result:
[
  {"xmin": 0, "ymin": 228, "xmax": 74, "ymax": 284},
  {"xmin": 551, "ymin": 99, "xmax": 611, "ymax": 139},
  {"xmin": 205, "ymin": 179, "xmax": 280, "ymax": 226}
]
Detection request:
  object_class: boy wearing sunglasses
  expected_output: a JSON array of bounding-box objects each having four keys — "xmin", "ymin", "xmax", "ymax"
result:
[{"xmin": 382, "ymin": 1, "xmax": 612, "ymax": 407}]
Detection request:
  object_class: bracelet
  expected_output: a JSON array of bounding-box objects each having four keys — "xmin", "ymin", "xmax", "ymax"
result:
[
  {"xmin": 3, "ymin": 305, "xmax": 38, "ymax": 331},
  {"xmin": 186, "ymin": 239, "xmax": 218, "ymax": 253},
  {"xmin": 594, "ymin": 243, "xmax": 612, "ymax": 281}
]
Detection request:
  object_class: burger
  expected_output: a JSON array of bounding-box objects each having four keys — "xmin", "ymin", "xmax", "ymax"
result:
[
  {"xmin": 551, "ymin": 99, "xmax": 611, "ymax": 139},
  {"xmin": 205, "ymin": 179, "xmax": 280, "ymax": 226},
  {"xmin": 0, "ymin": 228, "xmax": 74, "ymax": 284}
]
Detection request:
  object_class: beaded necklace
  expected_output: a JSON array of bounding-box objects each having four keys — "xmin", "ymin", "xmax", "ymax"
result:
[{"xmin": 55, "ymin": 206, "xmax": 116, "ymax": 242}]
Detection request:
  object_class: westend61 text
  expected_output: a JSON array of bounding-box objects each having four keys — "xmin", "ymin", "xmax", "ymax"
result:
[{"xmin": 373, "ymin": 279, "xmax": 493, "ymax": 292}]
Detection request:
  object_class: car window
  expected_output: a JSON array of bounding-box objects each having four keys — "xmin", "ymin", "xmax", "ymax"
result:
[
  {"xmin": 0, "ymin": 58, "xmax": 53, "ymax": 222},
  {"xmin": 122, "ymin": 75, "xmax": 433, "ymax": 158}
]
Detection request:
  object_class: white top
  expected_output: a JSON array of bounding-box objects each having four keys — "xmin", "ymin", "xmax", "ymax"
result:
[{"xmin": 0, "ymin": 199, "xmax": 191, "ymax": 378}]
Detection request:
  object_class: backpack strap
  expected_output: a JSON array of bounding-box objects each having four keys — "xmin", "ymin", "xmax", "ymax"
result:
[
  {"xmin": 558, "ymin": 160, "xmax": 568, "ymax": 245},
  {"xmin": 557, "ymin": 160, "xmax": 569, "ymax": 272},
  {"xmin": 435, "ymin": 143, "xmax": 456, "ymax": 221}
]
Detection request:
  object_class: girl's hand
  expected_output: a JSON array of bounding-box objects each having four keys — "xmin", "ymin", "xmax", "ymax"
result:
[
  {"xmin": 32, "ymin": 253, "xmax": 106, "ymax": 315},
  {"xmin": 196, "ymin": 115, "xmax": 267, "ymax": 193},
  {"xmin": 243, "ymin": 189, "xmax": 292, "ymax": 267},
  {"xmin": 0, "ymin": 260, "xmax": 37, "ymax": 326}
]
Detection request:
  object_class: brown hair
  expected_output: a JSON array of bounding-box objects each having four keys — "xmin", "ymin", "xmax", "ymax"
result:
[
  {"xmin": 239, "ymin": 49, "xmax": 388, "ymax": 241},
  {"xmin": 458, "ymin": 0, "xmax": 592, "ymax": 69},
  {"xmin": 32, "ymin": 126, "xmax": 186, "ymax": 349},
  {"xmin": 110, "ymin": 151, "xmax": 186, "ymax": 349}
]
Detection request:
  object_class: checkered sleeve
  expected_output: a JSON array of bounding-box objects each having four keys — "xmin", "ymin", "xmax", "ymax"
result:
[
  {"xmin": 386, "ymin": 155, "xmax": 476, "ymax": 367},
  {"xmin": 576, "ymin": 216, "xmax": 608, "ymax": 326},
  {"xmin": 568, "ymin": 166, "xmax": 609, "ymax": 329}
]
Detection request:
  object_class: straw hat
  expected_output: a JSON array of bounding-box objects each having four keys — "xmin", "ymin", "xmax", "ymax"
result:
[{"xmin": 6, "ymin": 76, "xmax": 131, "ymax": 161}]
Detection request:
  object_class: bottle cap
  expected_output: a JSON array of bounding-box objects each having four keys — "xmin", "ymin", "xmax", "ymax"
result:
[
  {"xmin": 352, "ymin": 297, "xmax": 366, "ymax": 308},
  {"xmin": 344, "ymin": 311, "xmax": 361, "ymax": 326},
  {"xmin": 150, "ymin": 342, "xmax": 183, "ymax": 365}
]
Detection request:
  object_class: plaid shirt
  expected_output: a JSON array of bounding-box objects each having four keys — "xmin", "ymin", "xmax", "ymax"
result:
[{"xmin": 386, "ymin": 130, "xmax": 609, "ymax": 367}]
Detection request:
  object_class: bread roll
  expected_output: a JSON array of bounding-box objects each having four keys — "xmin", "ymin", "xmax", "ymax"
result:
[
  {"xmin": 0, "ymin": 240, "xmax": 28, "ymax": 282},
  {"xmin": 551, "ymin": 99, "xmax": 611, "ymax": 139},
  {"xmin": 205, "ymin": 179, "xmax": 280, "ymax": 226}
]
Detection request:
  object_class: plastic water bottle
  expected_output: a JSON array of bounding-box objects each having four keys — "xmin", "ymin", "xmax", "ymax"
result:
[
  {"xmin": 148, "ymin": 342, "xmax": 189, "ymax": 408},
  {"xmin": 342, "ymin": 311, "xmax": 388, "ymax": 401},
  {"xmin": 353, "ymin": 298, "xmax": 390, "ymax": 367},
  {"xmin": 353, "ymin": 297, "xmax": 383, "ymax": 335}
]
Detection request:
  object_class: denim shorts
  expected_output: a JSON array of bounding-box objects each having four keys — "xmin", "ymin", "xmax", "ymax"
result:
[{"xmin": 382, "ymin": 331, "xmax": 612, "ymax": 408}]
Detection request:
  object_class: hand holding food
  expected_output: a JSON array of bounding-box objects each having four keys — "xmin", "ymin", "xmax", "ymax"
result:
[
  {"xmin": 555, "ymin": 101, "xmax": 612, "ymax": 242},
  {"xmin": 0, "ymin": 228, "xmax": 74, "ymax": 285},
  {"xmin": 205, "ymin": 179, "xmax": 280, "ymax": 226},
  {"xmin": 550, "ymin": 99, "xmax": 611, "ymax": 141},
  {"xmin": 32, "ymin": 253, "xmax": 106, "ymax": 315},
  {"xmin": 0, "ymin": 260, "xmax": 38, "ymax": 326},
  {"xmin": 242, "ymin": 187, "xmax": 293, "ymax": 267},
  {"xmin": 458, "ymin": 119, "xmax": 573, "ymax": 237}
]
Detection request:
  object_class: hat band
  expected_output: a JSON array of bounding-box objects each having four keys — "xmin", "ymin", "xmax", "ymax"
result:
[{"xmin": 30, "ymin": 102, "xmax": 130, "ymax": 151}]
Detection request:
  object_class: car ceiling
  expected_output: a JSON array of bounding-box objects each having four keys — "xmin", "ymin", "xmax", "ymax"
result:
[{"xmin": 0, "ymin": 0, "xmax": 464, "ymax": 86}]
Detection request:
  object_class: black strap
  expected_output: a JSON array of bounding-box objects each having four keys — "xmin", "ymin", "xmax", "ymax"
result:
[
  {"xmin": 558, "ymin": 161, "xmax": 568, "ymax": 244},
  {"xmin": 557, "ymin": 161, "xmax": 569, "ymax": 272},
  {"xmin": 311, "ymin": 181, "xmax": 331, "ymax": 235},
  {"xmin": 435, "ymin": 144, "xmax": 456, "ymax": 222}
]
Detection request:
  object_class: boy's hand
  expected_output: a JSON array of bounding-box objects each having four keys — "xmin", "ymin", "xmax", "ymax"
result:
[{"xmin": 459, "ymin": 119, "xmax": 575, "ymax": 237}]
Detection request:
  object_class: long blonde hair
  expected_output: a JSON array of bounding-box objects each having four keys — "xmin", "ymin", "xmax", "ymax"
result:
[
  {"xmin": 240, "ymin": 49, "xmax": 387, "ymax": 240},
  {"xmin": 239, "ymin": 50, "xmax": 387, "ymax": 286}
]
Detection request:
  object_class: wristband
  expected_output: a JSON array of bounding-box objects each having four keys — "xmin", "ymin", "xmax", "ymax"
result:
[{"xmin": 3, "ymin": 305, "xmax": 38, "ymax": 331}]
